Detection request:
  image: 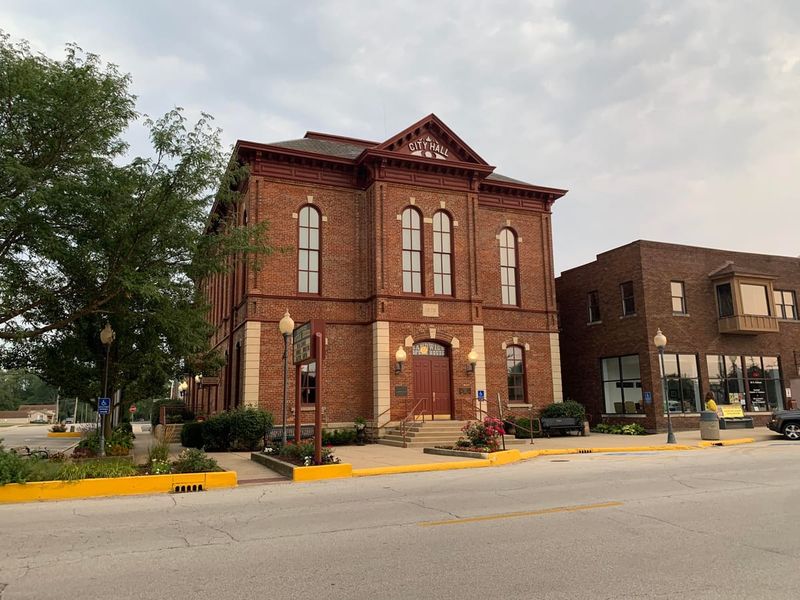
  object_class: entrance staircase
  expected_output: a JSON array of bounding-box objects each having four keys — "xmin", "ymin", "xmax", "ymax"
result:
[{"xmin": 377, "ymin": 420, "xmax": 468, "ymax": 448}]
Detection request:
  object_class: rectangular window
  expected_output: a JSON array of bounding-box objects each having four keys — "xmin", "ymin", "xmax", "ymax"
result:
[
  {"xmin": 601, "ymin": 355, "xmax": 643, "ymax": 414},
  {"xmin": 588, "ymin": 291, "xmax": 601, "ymax": 323},
  {"xmin": 774, "ymin": 290, "xmax": 797, "ymax": 320},
  {"xmin": 740, "ymin": 283, "xmax": 770, "ymax": 316},
  {"xmin": 707, "ymin": 354, "xmax": 783, "ymax": 412},
  {"xmin": 620, "ymin": 282, "xmax": 635, "ymax": 316},
  {"xmin": 300, "ymin": 362, "xmax": 316, "ymax": 404},
  {"xmin": 671, "ymin": 281, "xmax": 686, "ymax": 314},
  {"xmin": 716, "ymin": 283, "xmax": 734, "ymax": 317},
  {"xmin": 658, "ymin": 353, "xmax": 700, "ymax": 413}
]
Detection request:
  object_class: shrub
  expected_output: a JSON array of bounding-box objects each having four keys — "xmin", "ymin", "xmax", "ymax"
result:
[
  {"xmin": 107, "ymin": 428, "xmax": 134, "ymax": 450},
  {"xmin": 77, "ymin": 429, "xmax": 101, "ymax": 456},
  {"xmin": 540, "ymin": 400, "xmax": 586, "ymax": 421},
  {"xmin": 172, "ymin": 449, "xmax": 219, "ymax": 473},
  {"xmin": 55, "ymin": 459, "xmax": 137, "ymax": 480},
  {"xmin": 229, "ymin": 407, "xmax": 273, "ymax": 451},
  {"xmin": 50, "ymin": 423, "xmax": 67, "ymax": 433},
  {"xmin": 322, "ymin": 429, "xmax": 357, "ymax": 446},
  {"xmin": 513, "ymin": 417, "xmax": 540, "ymax": 439},
  {"xmin": 148, "ymin": 459, "xmax": 171, "ymax": 475},
  {"xmin": 0, "ymin": 440, "xmax": 28, "ymax": 485},
  {"xmin": 180, "ymin": 421, "xmax": 205, "ymax": 449},
  {"xmin": 460, "ymin": 417, "xmax": 504, "ymax": 451},
  {"xmin": 114, "ymin": 421, "xmax": 133, "ymax": 435},
  {"xmin": 591, "ymin": 423, "xmax": 647, "ymax": 435},
  {"xmin": 278, "ymin": 442, "xmax": 340, "ymax": 465},
  {"xmin": 147, "ymin": 441, "xmax": 170, "ymax": 464},
  {"xmin": 621, "ymin": 423, "xmax": 647, "ymax": 435},
  {"xmin": 202, "ymin": 411, "xmax": 233, "ymax": 451}
]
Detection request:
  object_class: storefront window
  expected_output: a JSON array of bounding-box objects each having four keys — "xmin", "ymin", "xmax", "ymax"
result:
[
  {"xmin": 659, "ymin": 353, "xmax": 700, "ymax": 413},
  {"xmin": 601, "ymin": 355, "xmax": 643, "ymax": 414},
  {"xmin": 707, "ymin": 354, "xmax": 783, "ymax": 411}
]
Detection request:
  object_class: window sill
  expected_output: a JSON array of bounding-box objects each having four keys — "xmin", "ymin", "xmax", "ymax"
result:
[
  {"xmin": 587, "ymin": 320, "xmax": 602, "ymax": 326},
  {"xmin": 778, "ymin": 318, "xmax": 799, "ymax": 323},
  {"xmin": 601, "ymin": 413, "xmax": 646, "ymax": 418},
  {"xmin": 300, "ymin": 406, "xmax": 316, "ymax": 411},
  {"xmin": 619, "ymin": 313, "xmax": 638, "ymax": 319},
  {"xmin": 508, "ymin": 403, "xmax": 532, "ymax": 409},
  {"xmin": 672, "ymin": 312, "xmax": 690, "ymax": 317},
  {"xmin": 663, "ymin": 413, "xmax": 701, "ymax": 417}
]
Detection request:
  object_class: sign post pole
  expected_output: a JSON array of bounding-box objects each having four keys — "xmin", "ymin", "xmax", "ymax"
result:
[
  {"xmin": 294, "ymin": 363, "xmax": 302, "ymax": 444},
  {"xmin": 314, "ymin": 332, "xmax": 324, "ymax": 465}
]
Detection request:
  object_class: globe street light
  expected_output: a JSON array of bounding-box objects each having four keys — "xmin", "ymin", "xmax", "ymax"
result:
[
  {"xmin": 99, "ymin": 322, "xmax": 115, "ymax": 458},
  {"xmin": 654, "ymin": 328, "xmax": 676, "ymax": 444},
  {"xmin": 278, "ymin": 310, "xmax": 295, "ymax": 446},
  {"xmin": 394, "ymin": 346, "xmax": 407, "ymax": 375},
  {"xmin": 466, "ymin": 348, "xmax": 478, "ymax": 374}
]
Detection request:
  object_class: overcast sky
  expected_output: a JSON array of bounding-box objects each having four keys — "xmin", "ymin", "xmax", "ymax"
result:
[{"xmin": 3, "ymin": 0, "xmax": 799, "ymax": 273}]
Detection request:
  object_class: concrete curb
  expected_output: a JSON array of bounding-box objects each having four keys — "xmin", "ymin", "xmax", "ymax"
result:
[{"xmin": 0, "ymin": 471, "xmax": 237, "ymax": 504}]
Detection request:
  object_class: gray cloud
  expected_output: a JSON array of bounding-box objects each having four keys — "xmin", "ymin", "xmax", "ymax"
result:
[{"xmin": 2, "ymin": 0, "xmax": 799, "ymax": 271}]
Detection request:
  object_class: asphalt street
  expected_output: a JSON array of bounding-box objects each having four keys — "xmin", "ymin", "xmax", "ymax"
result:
[
  {"xmin": 1, "ymin": 441, "xmax": 798, "ymax": 600},
  {"xmin": 0, "ymin": 424, "xmax": 82, "ymax": 454}
]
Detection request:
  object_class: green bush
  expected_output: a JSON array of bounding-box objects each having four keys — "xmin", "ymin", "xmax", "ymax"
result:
[
  {"xmin": 202, "ymin": 408, "xmax": 273, "ymax": 451},
  {"xmin": 230, "ymin": 407, "xmax": 273, "ymax": 451},
  {"xmin": 513, "ymin": 417, "xmax": 540, "ymax": 439},
  {"xmin": 54, "ymin": 459, "xmax": 137, "ymax": 480},
  {"xmin": 114, "ymin": 421, "xmax": 133, "ymax": 435},
  {"xmin": 322, "ymin": 429, "xmax": 357, "ymax": 446},
  {"xmin": 147, "ymin": 441, "xmax": 170, "ymax": 464},
  {"xmin": 0, "ymin": 440, "xmax": 28, "ymax": 485},
  {"xmin": 202, "ymin": 411, "xmax": 233, "ymax": 451},
  {"xmin": 172, "ymin": 449, "xmax": 219, "ymax": 473},
  {"xmin": 540, "ymin": 400, "xmax": 586, "ymax": 421},
  {"xmin": 278, "ymin": 442, "xmax": 339, "ymax": 466},
  {"xmin": 592, "ymin": 423, "xmax": 647, "ymax": 435},
  {"xmin": 180, "ymin": 421, "xmax": 205, "ymax": 449}
]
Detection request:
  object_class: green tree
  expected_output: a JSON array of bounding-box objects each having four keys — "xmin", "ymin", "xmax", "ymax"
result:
[{"xmin": 0, "ymin": 34, "xmax": 272, "ymax": 427}]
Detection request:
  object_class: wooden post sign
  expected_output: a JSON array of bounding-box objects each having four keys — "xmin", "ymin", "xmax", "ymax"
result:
[{"xmin": 292, "ymin": 320, "xmax": 326, "ymax": 461}]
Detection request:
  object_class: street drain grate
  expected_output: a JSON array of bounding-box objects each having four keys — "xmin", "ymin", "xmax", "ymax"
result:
[{"xmin": 174, "ymin": 484, "xmax": 204, "ymax": 493}]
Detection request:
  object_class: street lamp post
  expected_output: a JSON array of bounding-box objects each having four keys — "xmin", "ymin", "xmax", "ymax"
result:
[
  {"xmin": 654, "ymin": 328, "xmax": 676, "ymax": 445},
  {"xmin": 278, "ymin": 310, "xmax": 295, "ymax": 446},
  {"xmin": 99, "ymin": 323, "xmax": 115, "ymax": 458}
]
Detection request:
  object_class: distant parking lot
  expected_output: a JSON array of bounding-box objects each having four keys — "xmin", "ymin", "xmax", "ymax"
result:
[{"xmin": 0, "ymin": 423, "xmax": 90, "ymax": 453}]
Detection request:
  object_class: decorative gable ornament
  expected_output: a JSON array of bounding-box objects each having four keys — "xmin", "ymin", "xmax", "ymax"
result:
[{"xmin": 408, "ymin": 135, "xmax": 449, "ymax": 160}]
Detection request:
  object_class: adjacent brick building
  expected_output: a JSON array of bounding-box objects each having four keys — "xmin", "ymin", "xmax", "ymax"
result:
[
  {"xmin": 557, "ymin": 240, "xmax": 800, "ymax": 432},
  {"xmin": 191, "ymin": 114, "xmax": 567, "ymax": 434}
]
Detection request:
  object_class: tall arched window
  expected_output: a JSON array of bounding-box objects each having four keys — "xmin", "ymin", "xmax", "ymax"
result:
[
  {"xmin": 433, "ymin": 211, "xmax": 452, "ymax": 295},
  {"xmin": 499, "ymin": 228, "xmax": 518, "ymax": 305},
  {"xmin": 402, "ymin": 207, "xmax": 422, "ymax": 293},
  {"xmin": 298, "ymin": 206, "xmax": 320, "ymax": 294},
  {"xmin": 506, "ymin": 345, "xmax": 526, "ymax": 403}
]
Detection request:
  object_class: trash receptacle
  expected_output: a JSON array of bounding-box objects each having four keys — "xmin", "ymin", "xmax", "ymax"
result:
[{"xmin": 700, "ymin": 410, "xmax": 720, "ymax": 441}]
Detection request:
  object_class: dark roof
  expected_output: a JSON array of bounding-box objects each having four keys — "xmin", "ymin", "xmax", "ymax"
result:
[
  {"xmin": 268, "ymin": 138, "xmax": 368, "ymax": 159},
  {"xmin": 18, "ymin": 404, "xmax": 56, "ymax": 412},
  {"xmin": 708, "ymin": 261, "xmax": 774, "ymax": 279},
  {"xmin": 266, "ymin": 137, "xmax": 538, "ymax": 187},
  {"xmin": 0, "ymin": 411, "xmax": 28, "ymax": 418}
]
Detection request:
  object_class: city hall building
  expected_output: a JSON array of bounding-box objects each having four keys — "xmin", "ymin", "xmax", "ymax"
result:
[
  {"xmin": 556, "ymin": 241, "xmax": 800, "ymax": 432},
  {"xmin": 190, "ymin": 114, "xmax": 567, "ymax": 435}
]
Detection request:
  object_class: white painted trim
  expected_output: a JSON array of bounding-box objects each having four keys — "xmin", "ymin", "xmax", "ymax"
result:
[{"xmin": 373, "ymin": 322, "xmax": 391, "ymax": 428}]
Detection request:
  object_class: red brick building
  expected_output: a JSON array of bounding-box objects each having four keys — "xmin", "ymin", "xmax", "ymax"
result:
[
  {"xmin": 556, "ymin": 240, "xmax": 800, "ymax": 432},
  {"xmin": 191, "ymin": 114, "xmax": 567, "ymax": 435}
]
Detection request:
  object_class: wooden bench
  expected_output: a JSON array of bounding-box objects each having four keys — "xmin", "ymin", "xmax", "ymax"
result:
[{"xmin": 540, "ymin": 417, "xmax": 584, "ymax": 437}]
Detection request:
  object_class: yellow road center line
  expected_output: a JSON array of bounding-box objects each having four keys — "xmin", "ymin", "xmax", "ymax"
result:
[{"xmin": 418, "ymin": 501, "xmax": 623, "ymax": 527}]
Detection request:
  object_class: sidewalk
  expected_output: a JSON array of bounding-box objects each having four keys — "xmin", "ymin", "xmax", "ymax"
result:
[{"xmin": 132, "ymin": 425, "xmax": 778, "ymax": 482}]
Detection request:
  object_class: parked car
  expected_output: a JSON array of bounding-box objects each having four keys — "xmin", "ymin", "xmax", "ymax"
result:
[{"xmin": 767, "ymin": 410, "xmax": 800, "ymax": 440}]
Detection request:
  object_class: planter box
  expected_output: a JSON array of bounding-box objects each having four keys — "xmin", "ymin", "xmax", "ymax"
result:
[
  {"xmin": 0, "ymin": 471, "xmax": 236, "ymax": 504},
  {"xmin": 423, "ymin": 447, "xmax": 490, "ymax": 459},
  {"xmin": 47, "ymin": 432, "xmax": 82, "ymax": 438},
  {"xmin": 251, "ymin": 452, "xmax": 352, "ymax": 481}
]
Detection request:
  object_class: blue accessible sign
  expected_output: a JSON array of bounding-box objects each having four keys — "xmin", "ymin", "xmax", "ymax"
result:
[
  {"xmin": 644, "ymin": 392, "xmax": 652, "ymax": 405},
  {"xmin": 477, "ymin": 390, "xmax": 485, "ymax": 400},
  {"xmin": 98, "ymin": 397, "xmax": 111, "ymax": 415}
]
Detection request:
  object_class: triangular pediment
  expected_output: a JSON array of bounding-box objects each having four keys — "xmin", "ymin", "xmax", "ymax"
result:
[{"xmin": 376, "ymin": 114, "xmax": 489, "ymax": 165}]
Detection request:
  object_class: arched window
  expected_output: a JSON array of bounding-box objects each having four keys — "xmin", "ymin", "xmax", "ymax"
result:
[
  {"xmin": 433, "ymin": 211, "xmax": 452, "ymax": 295},
  {"xmin": 506, "ymin": 345, "xmax": 526, "ymax": 403},
  {"xmin": 298, "ymin": 206, "xmax": 320, "ymax": 294},
  {"xmin": 402, "ymin": 207, "xmax": 422, "ymax": 293},
  {"xmin": 499, "ymin": 228, "xmax": 518, "ymax": 305}
]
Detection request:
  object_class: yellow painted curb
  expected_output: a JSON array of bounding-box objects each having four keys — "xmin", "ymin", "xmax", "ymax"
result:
[
  {"xmin": 697, "ymin": 438, "xmax": 755, "ymax": 448},
  {"xmin": 0, "ymin": 471, "xmax": 237, "ymax": 504},
  {"xmin": 352, "ymin": 459, "xmax": 492, "ymax": 477},
  {"xmin": 489, "ymin": 449, "xmax": 521, "ymax": 465},
  {"xmin": 46, "ymin": 432, "xmax": 82, "ymax": 438},
  {"xmin": 293, "ymin": 463, "xmax": 353, "ymax": 482}
]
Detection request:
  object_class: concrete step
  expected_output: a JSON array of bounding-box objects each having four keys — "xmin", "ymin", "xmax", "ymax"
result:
[
  {"xmin": 376, "ymin": 438, "xmax": 450, "ymax": 448},
  {"xmin": 387, "ymin": 427, "xmax": 466, "ymax": 436},
  {"xmin": 382, "ymin": 434, "xmax": 462, "ymax": 444}
]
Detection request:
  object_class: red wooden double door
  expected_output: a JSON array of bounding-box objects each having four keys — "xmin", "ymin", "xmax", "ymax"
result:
[{"xmin": 412, "ymin": 342, "xmax": 452, "ymax": 417}]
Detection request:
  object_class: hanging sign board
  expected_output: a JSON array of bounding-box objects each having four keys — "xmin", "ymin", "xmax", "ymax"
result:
[{"xmin": 293, "ymin": 320, "xmax": 326, "ymax": 365}]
